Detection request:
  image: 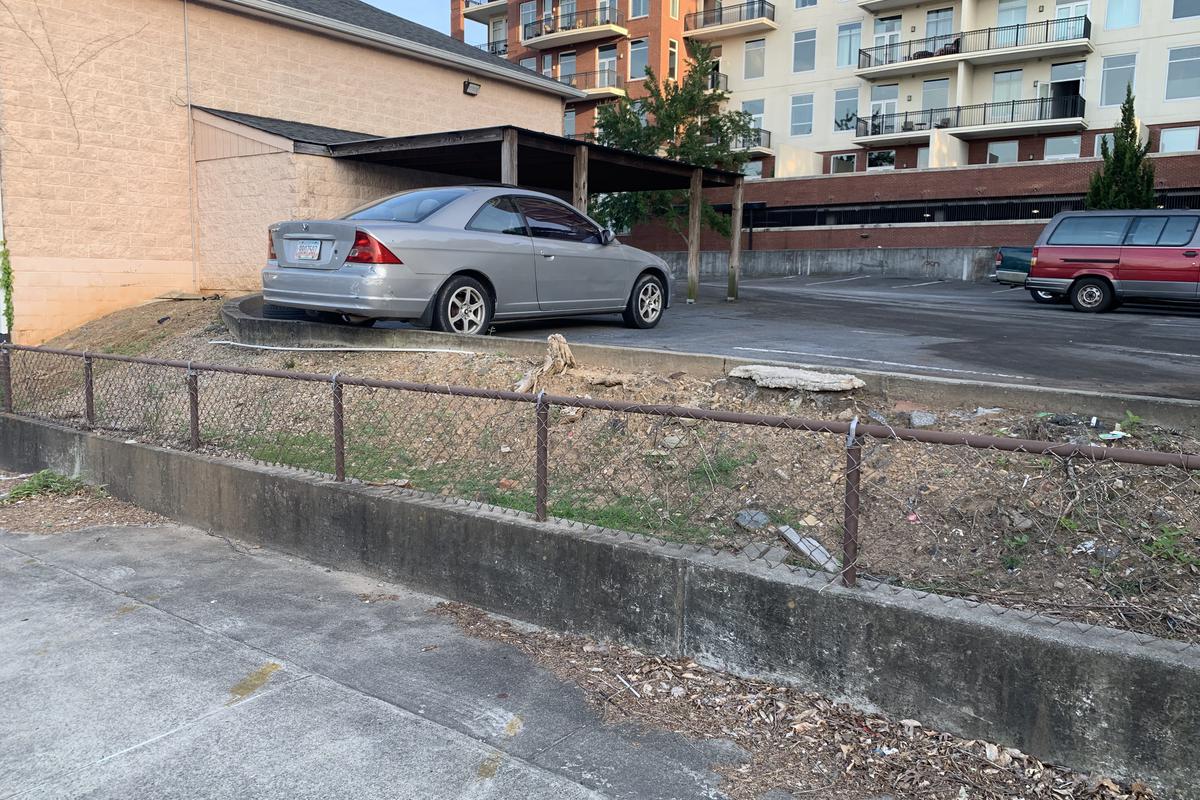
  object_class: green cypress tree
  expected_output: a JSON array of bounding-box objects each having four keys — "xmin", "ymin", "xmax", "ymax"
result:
[{"xmin": 1085, "ymin": 84, "xmax": 1156, "ymax": 209}]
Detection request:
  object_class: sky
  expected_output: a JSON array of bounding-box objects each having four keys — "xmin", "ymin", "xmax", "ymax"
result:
[{"xmin": 365, "ymin": 1, "xmax": 451, "ymax": 34}]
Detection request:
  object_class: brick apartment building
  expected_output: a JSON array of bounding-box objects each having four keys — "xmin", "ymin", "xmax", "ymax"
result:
[{"xmin": 0, "ymin": 0, "xmax": 575, "ymax": 343}]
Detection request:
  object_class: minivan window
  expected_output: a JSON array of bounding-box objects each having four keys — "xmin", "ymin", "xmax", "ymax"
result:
[
  {"xmin": 467, "ymin": 197, "xmax": 528, "ymax": 236},
  {"xmin": 1124, "ymin": 217, "xmax": 1168, "ymax": 246},
  {"xmin": 1160, "ymin": 216, "xmax": 1200, "ymax": 246},
  {"xmin": 345, "ymin": 188, "xmax": 470, "ymax": 223},
  {"xmin": 1048, "ymin": 216, "xmax": 1132, "ymax": 246}
]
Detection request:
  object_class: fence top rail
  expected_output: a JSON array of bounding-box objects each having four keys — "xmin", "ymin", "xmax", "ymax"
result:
[{"xmin": 5, "ymin": 343, "xmax": 1198, "ymax": 470}]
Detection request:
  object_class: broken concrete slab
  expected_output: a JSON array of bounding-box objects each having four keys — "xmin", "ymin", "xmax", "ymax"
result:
[{"xmin": 728, "ymin": 365, "xmax": 865, "ymax": 393}]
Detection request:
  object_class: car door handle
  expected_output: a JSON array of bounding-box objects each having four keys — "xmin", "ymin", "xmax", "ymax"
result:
[
  {"xmin": 1184, "ymin": 251, "xmax": 1198, "ymax": 257},
  {"xmin": 538, "ymin": 252, "xmax": 555, "ymax": 260}
]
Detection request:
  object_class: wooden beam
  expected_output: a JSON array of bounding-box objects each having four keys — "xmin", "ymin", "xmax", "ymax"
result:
[
  {"xmin": 727, "ymin": 176, "xmax": 744, "ymax": 302},
  {"xmin": 572, "ymin": 145, "xmax": 589, "ymax": 212},
  {"xmin": 500, "ymin": 128, "xmax": 519, "ymax": 185},
  {"xmin": 686, "ymin": 167, "xmax": 703, "ymax": 305}
]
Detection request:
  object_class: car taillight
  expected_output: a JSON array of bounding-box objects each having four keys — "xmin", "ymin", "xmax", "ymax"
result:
[
  {"xmin": 345, "ymin": 230, "xmax": 402, "ymax": 265},
  {"xmin": 1030, "ymin": 248, "xmax": 1039, "ymax": 270},
  {"xmin": 994, "ymin": 251, "xmax": 1002, "ymax": 267},
  {"xmin": 267, "ymin": 231, "xmax": 277, "ymax": 260}
]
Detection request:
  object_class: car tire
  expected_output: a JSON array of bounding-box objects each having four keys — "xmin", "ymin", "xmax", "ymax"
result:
[
  {"xmin": 622, "ymin": 273, "xmax": 666, "ymax": 329},
  {"xmin": 339, "ymin": 314, "xmax": 376, "ymax": 327},
  {"xmin": 435, "ymin": 275, "xmax": 493, "ymax": 335},
  {"xmin": 1028, "ymin": 289, "xmax": 1060, "ymax": 305},
  {"xmin": 1069, "ymin": 277, "xmax": 1114, "ymax": 313}
]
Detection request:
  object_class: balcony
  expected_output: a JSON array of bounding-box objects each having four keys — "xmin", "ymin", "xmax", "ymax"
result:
[
  {"xmin": 473, "ymin": 40, "xmax": 509, "ymax": 56},
  {"xmin": 684, "ymin": 1, "xmax": 777, "ymax": 41},
  {"xmin": 462, "ymin": 0, "xmax": 508, "ymax": 23},
  {"xmin": 562, "ymin": 69, "xmax": 626, "ymax": 101},
  {"xmin": 857, "ymin": 0, "xmax": 926, "ymax": 12},
  {"xmin": 734, "ymin": 128, "xmax": 772, "ymax": 154},
  {"xmin": 522, "ymin": 6, "xmax": 628, "ymax": 49},
  {"xmin": 706, "ymin": 71, "xmax": 729, "ymax": 92},
  {"xmin": 857, "ymin": 16, "xmax": 1091, "ymax": 78},
  {"xmin": 854, "ymin": 96, "xmax": 1086, "ymax": 146}
]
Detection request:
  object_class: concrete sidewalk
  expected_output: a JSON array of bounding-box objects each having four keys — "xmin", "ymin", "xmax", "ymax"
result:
[{"xmin": 0, "ymin": 525, "xmax": 742, "ymax": 800}]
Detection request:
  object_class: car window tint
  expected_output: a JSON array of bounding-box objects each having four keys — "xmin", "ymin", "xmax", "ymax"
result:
[
  {"xmin": 1047, "ymin": 216, "xmax": 1131, "ymax": 246},
  {"xmin": 518, "ymin": 198, "xmax": 601, "ymax": 244},
  {"xmin": 1159, "ymin": 216, "xmax": 1200, "ymax": 246},
  {"xmin": 346, "ymin": 188, "xmax": 470, "ymax": 223},
  {"xmin": 468, "ymin": 198, "xmax": 528, "ymax": 236},
  {"xmin": 1124, "ymin": 217, "xmax": 1168, "ymax": 246}
]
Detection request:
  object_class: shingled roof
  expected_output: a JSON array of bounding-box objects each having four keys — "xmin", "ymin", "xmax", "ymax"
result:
[{"xmin": 196, "ymin": 107, "xmax": 380, "ymax": 146}]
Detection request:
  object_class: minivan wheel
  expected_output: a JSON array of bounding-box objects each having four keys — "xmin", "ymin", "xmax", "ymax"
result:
[
  {"xmin": 1029, "ymin": 289, "xmax": 1060, "ymax": 305},
  {"xmin": 1070, "ymin": 278, "xmax": 1114, "ymax": 313},
  {"xmin": 435, "ymin": 276, "xmax": 493, "ymax": 335},
  {"xmin": 622, "ymin": 274, "xmax": 665, "ymax": 329}
]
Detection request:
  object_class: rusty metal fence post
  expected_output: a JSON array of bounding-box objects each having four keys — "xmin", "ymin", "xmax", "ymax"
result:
[
  {"xmin": 186, "ymin": 364, "xmax": 201, "ymax": 450},
  {"xmin": 842, "ymin": 417, "xmax": 863, "ymax": 588},
  {"xmin": 535, "ymin": 391, "xmax": 549, "ymax": 522},
  {"xmin": 83, "ymin": 354, "xmax": 95, "ymax": 429},
  {"xmin": 1, "ymin": 345, "xmax": 13, "ymax": 413},
  {"xmin": 332, "ymin": 373, "xmax": 345, "ymax": 482}
]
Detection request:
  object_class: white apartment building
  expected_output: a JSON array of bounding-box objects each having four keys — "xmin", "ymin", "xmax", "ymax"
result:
[{"xmin": 683, "ymin": 0, "xmax": 1200, "ymax": 176}]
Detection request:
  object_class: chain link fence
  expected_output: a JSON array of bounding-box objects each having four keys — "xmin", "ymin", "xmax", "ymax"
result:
[{"xmin": 3, "ymin": 344, "xmax": 1198, "ymax": 646}]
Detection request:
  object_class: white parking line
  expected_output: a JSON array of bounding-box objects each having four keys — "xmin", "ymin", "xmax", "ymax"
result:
[
  {"xmin": 895, "ymin": 280, "xmax": 947, "ymax": 289},
  {"xmin": 731, "ymin": 347, "xmax": 1032, "ymax": 380},
  {"xmin": 991, "ymin": 286, "xmax": 1022, "ymax": 293},
  {"xmin": 805, "ymin": 275, "xmax": 869, "ymax": 286},
  {"xmin": 1105, "ymin": 345, "xmax": 1200, "ymax": 360}
]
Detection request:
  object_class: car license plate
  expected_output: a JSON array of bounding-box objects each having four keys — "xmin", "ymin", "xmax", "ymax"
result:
[{"xmin": 295, "ymin": 240, "xmax": 321, "ymax": 260}]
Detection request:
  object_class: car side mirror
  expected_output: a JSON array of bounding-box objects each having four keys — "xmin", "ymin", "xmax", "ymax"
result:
[{"xmin": 600, "ymin": 228, "xmax": 616, "ymax": 246}]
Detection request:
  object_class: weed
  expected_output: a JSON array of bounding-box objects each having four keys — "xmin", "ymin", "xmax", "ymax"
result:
[
  {"xmin": 1141, "ymin": 526, "xmax": 1200, "ymax": 567},
  {"xmin": 1058, "ymin": 516, "xmax": 1081, "ymax": 532},
  {"xmin": 1004, "ymin": 534, "xmax": 1030, "ymax": 551},
  {"xmin": 690, "ymin": 451, "xmax": 756, "ymax": 486},
  {"xmin": 1121, "ymin": 410, "xmax": 1144, "ymax": 436},
  {"xmin": 4, "ymin": 470, "xmax": 89, "ymax": 503},
  {"xmin": 282, "ymin": 357, "xmax": 297, "ymax": 370},
  {"xmin": 1001, "ymin": 554, "xmax": 1021, "ymax": 570}
]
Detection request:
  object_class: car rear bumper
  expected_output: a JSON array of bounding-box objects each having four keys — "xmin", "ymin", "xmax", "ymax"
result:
[
  {"xmin": 262, "ymin": 266, "xmax": 437, "ymax": 319},
  {"xmin": 995, "ymin": 269, "xmax": 1029, "ymax": 287},
  {"xmin": 1025, "ymin": 277, "xmax": 1072, "ymax": 293}
]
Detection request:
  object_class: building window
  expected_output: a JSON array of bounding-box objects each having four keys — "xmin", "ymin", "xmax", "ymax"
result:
[
  {"xmin": 831, "ymin": 154, "xmax": 856, "ymax": 173},
  {"xmin": 559, "ymin": 51, "xmax": 576, "ymax": 80},
  {"xmin": 597, "ymin": 45, "xmax": 617, "ymax": 84},
  {"xmin": 922, "ymin": 78, "xmax": 949, "ymax": 111},
  {"xmin": 1093, "ymin": 132, "xmax": 1114, "ymax": 156},
  {"xmin": 833, "ymin": 87, "xmax": 858, "ymax": 131},
  {"xmin": 1106, "ymin": 0, "xmax": 1139, "ymax": 28},
  {"xmin": 629, "ymin": 39, "xmax": 649, "ymax": 80},
  {"xmin": 520, "ymin": 1, "xmax": 537, "ymax": 31},
  {"xmin": 867, "ymin": 150, "xmax": 895, "ymax": 170},
  {"xmin": 520, "ymin": 56, "xmax": 537, "ymax": 71},
  {"xmin": 563, "ymin": 109, "xmax": 577, "ymax": 138},
  {"xmin": 792, "ymin": 29, "xmax": 816, "ymax": 72},
  {"xmin": 1166, "ymin": 46, "xmax": 1200, "ymax": 101},
  {"xmin": 630, "ymin": 0, "xmax": 648, "ymax": 18},
  {"xmin": 543, "ymin": 54, "xmax": 553, "ymax": 77},
  {"xmin": 926, "ymin": 8, "xmax": 953, "ymax": 46},
  {"xmin": 1045, "ymin": 135, "xmax": 1081, "ymax": 160},
  {"xmin": 986, "ymin": 140, "xmax": 1019, "ymax": 164},
  {"xmin": 668, "ymin": 40, "xmax": 679, "ymax": 81},
  {"xmin": 742, "ymin": 160, "xmax": 764, "ymax": 179},
  {"xmin": 790, "ymin": 94, "xmax": 814, "ymax": 136},
  {"xmin": 1160, "ymin": 126, "xmax": 1200, "ymax": 153},
  {"xmin": 836, "ymin": 22, "xmax": 861, "ymax": 68},
  {"xmin": 1174, "ymin": 0, "xmax": 1200, "ymax": 19},
  {"xmin": 796, "ymin": 0, "xmax": 816, "ymax": 7},
  {"xmin": 917, "ymin": 147, "xmax": 930, "ymax": 169},
  {"xmin": 671, "ymin": 0, "xmax": 679, "ymax": 18},
  {"xmin": 742, "ymin": 99, "xmax": 765, "ymax": 130},
  {"xmin": 744, "ymin": 38, "xmax": 766, "ymax": 79},
  {"xmin": 1101, "ymin": 54, "xmax": 1136, "ymax": 106}
]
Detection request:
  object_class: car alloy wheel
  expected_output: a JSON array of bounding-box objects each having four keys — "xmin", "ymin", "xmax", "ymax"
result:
[
  {"xmin": 637, "ymin": 281, "xmax": 663, "ymax": 323},
  {"xmin": 1076, "ymin": 284, "xmax": 1105, "ymax": 309},
  {"xmin": 447, "ymin": 286, "xmax": 487, "ymax": 334}
]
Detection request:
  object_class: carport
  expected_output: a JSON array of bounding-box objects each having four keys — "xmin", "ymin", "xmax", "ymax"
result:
[{"xmin": 322, "ymin": 126, "xmax": 746, "ymax": 303}]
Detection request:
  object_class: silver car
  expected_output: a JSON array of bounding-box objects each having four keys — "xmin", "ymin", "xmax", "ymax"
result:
[{"xmin": 263, "ymin": 186, "xmax": 671, "ymax": 334}]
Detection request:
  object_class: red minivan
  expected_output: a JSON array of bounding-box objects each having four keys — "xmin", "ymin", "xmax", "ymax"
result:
[{"xmin": 1027, "ymin": 210, "xmax": 1200, "ymax": 312}]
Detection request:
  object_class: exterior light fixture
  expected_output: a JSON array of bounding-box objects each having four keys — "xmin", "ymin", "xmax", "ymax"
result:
[
  {"xmin": 1032, "ymin": 209, "xmax": 1041, "ymax": 215},
  {"xmin": 923, "ymin": 213, "xmax": 932, "ymax": 219},
  {"xmin": 463, "ymin": 80, "xmax": 482, "ymax": 96}
]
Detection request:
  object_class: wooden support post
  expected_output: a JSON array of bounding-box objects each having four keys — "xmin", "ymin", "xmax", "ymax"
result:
[
  {"xmin": 727, "ymin": 176, "xmax": 744, "ymax": 302},
  {"xmin": 500, "ymin": 128, "xmax": 519, "ymax": 185},
  {"xmin": 572, "ymin": 144, "xmax": 589, "ymax": 212},
  {"xmin": 686, "ymin": 167, "xmax": 703, "ymax": 305}
]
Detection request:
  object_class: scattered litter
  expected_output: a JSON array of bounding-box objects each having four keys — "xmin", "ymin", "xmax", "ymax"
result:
[
  {"xmin": 908, "ymin": 411, "xmax": 938, "ymax": 428},
  {"xmin": 777, "ymin": 525, "xmax": 839, "ymax": 574},
  {"xmin": 1073, "ymin": 540, "xmax": 1097, "ymax": 555},
  {"xmin": 734, "ymin": 510, "xmax": 771, "ymax": 531}
]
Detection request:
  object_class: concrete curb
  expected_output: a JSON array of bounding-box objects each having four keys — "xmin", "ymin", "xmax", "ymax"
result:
[
  {"xmin": 221, "ymin": 296, "xmax": 1200, "ymax": 433},
  {"xmin": 3, "ymin": 413, "xmax": 1197, "ymax": 798}
]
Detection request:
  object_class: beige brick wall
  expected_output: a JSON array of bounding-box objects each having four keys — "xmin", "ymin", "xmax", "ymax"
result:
[{"xmin": 0, "ymin": 0, "xmax": 564, "ymax": 343}]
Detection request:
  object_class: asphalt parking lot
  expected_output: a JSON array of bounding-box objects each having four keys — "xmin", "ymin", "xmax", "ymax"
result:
[{"xmin": 495, "ymin": 275, "xmax": 1200, "ymax": 400}]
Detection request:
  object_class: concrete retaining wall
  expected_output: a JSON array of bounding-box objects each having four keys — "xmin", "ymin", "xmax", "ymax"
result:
[
  {"xmin": 3, "ymin": 413, "xmax": 1197, "ymax": 798},
  {"xmin": 655, "ymin": 247, "xmax": 997, "ymax": 283}
]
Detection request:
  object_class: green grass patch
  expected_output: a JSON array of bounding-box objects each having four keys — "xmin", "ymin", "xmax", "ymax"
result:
[
  {"xmin": 3, "ymin": 470, "xmax": 90, "ymax": 503},
  {"xmin": 1141, "ymin": 526, "xmax": 1200, "ymax": 567}
]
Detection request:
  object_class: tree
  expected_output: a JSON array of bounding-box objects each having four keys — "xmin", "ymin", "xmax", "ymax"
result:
[
  {"xmin": 589, "ymin": 42, "xmax": 754, "ymax": 242},
  {"xmin": 1085, "ymin": 84, "xmax": 1156, "ymax": 209}
]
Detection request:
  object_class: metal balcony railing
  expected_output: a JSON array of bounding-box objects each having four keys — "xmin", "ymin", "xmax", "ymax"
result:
[
  {"xmin": 560, "ymin": 69, "xmax": 624, "ymax": 91},
  {"xmin": 523, "ymin": 5, "xmax": 626, "ymax": 41},
  {"xmin": 474, "ymin": 40, "xmax": 509, "ymax": 56},
  {"xmin": 735, "ymin": 127, "xmax": 772, "ymax": 150},
  {"xmin": 464, "ymin": 0, "xmax": 504, "ymax": 7},
  {"xmin": 855, "ymin": 95, "xmax": 1086, "ymax": 137},
  {"xmin": 685, "ymin": 1, "xmax": 775, "ymax": 31},
  {"xmin": 859, "ymin": 16, "xmax": 1091, "ymax": 69},
  {"xmin": 707, "ymin": 71, "xmax": 729, "ymax": 91}
]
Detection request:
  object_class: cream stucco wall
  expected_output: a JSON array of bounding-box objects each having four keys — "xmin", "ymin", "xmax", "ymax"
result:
[{"xmin": 0, "ymin": 0, "xmax": 564, "ymax": 343}]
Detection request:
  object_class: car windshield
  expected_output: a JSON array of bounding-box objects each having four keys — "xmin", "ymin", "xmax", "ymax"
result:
[{"xmin": 344, "ymin": 188, "xmax": 470, "ymax": 223}]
